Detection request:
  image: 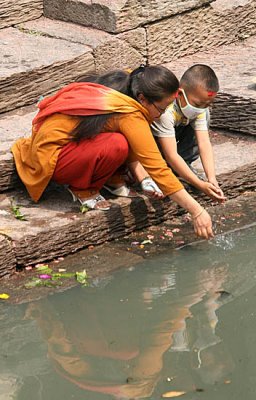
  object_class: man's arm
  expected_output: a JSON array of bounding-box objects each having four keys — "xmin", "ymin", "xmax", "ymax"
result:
[
  {"xmin": 196, "ymin": 130, "xmax": 216, "ymax": 183},
  {"xmin": 158, "ymin": 135, "xmax": 225, "ymax": 202},
  {"xmin": 195, "ymin": 130, "xmax": 225, "ymax": 200},
  {"xmin": 158, "ymin": 136, "xmax": 203, "ymax": 186}
]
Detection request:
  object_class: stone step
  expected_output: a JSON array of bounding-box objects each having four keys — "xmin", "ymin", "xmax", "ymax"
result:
[
  {"xmin": 165, "ymin": 36, "xmax": 256, "ymax": 135},
  {"xmin": 17, "ymin": 17, "xmax": 145, "ymax": 72},
  {"xmin": 1, "ymin": 34, "xmax": 256, "ymax": 192},
  {"xmin": 0, "ymin": 27, "xmax": 94, "ymax": 114},
  {"xmin": 0, "ymin": 0, "xmax": 43, "ymax": 29},
  {"xmin": 148, "ymin": 0, "xmax": 256, "ymax": 64},
  {"xmin": 43, "ymin": 0, "xmax": 213, "ymax": 34},
  {"xmin": 0, "ymin": 19, "xmax": 144, "ymax": 114},
  {"xmin": 0, "ymin": 134, "xmax": 256, "ymax": 277},
  {"xmin": 0, "ymin": 105, "xmax": 37, "ymax": 192}
]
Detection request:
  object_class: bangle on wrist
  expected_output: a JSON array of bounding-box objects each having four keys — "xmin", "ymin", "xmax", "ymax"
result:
[{"xmin": 192, "ymin": 208, "xmax": 205, "ymax": 219}]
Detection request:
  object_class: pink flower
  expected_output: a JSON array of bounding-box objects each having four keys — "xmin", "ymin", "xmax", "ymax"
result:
[{"xmin": 39, "ymin": 274, "xmax": 52, "ymax": 279}]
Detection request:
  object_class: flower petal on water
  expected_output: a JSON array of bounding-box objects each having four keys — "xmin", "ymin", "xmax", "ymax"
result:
[
  {"xmin": 0, "ymin": 293, "xmax": 10, "ymax": 300},
  {"xmin": 39, "ymin": 274, "xmax": 52, "ymax": 279},
  {"xmin": 162, "ymin": 391, "xmax": 186, "ymax": 398}
]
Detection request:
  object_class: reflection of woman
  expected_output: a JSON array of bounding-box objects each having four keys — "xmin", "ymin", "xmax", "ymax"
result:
[
  {"xmin": 25, "ymin": 264, "xmax": 219, "ymax": 400},
  {"xmin": 12, "ymin": 65, "xmax": 213, "ymax": 238}
]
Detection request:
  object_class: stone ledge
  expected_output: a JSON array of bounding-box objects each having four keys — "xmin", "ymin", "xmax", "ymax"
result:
[
  {"xmin": 1, "ymin": 104, "xmax": 256, "ymax": 193},
  {"xmin": 0, "ymin": 0, "xmax": 43, "ymax": 29},
  {"xmin": 17, "ymin": 17, "xmax": 145, "ymax": 73},
  {"xmin": 0, "ymin": 234, "xmax": 16, "ymax": 278},
  {"xmin": 2, "ymin": 192, "xmax": 256, "ymax": 300},
  {"xmin": 147, "ymin": 0, "xmax": 256, "ymax": 64},
  {"xmin": 0, "ymin": 159, "xmax": 255, "ymax": 274},
  {"xmin": 43, "ymin": 0, "xmax": 213, "ymax": 33},
  {"xmin": 0, "ymin": 28, "xmax": 94, "ymax": 113}
]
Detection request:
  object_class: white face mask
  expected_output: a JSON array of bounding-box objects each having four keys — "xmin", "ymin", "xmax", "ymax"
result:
[{"xmin": 179, "ymin": 88, "xmax": 207, "ymax": 119}]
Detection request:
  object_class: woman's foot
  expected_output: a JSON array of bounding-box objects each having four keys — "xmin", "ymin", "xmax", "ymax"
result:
[
  {"xmin": 103, "ymin": 184, "xmax": 138, "ymax": 198},
  {"xmin": 68, "ymin": 188, "xmax": 111, "ymax": 211}
]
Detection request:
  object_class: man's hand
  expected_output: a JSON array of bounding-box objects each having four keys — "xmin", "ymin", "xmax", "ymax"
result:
[{"xmin": 201, "ymin": 181, "xmax": 226, "ymax": 203}]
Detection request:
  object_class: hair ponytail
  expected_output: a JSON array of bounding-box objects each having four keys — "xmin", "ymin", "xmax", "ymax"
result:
[{"xmin": 128, "ymin": 64, "xmax": 179, "ymax": 103}]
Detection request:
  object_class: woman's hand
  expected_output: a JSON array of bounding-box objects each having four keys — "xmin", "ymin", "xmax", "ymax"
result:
[
  {"xmin": 191, "ymin": 208, "xmax": 214, "ymax": 239},
  {"xmin": 140, "ymin": 177, "xmax": 164, "ymax": 199}
]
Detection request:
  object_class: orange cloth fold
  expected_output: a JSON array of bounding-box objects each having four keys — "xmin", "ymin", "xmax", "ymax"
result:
[{"xmin": 33, "ymin": 82, "xmax": 148, "ymax": 131}]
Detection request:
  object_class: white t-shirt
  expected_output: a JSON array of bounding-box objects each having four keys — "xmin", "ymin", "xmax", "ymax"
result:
[{"xmin": 151, "ymin": 99, "xmax": 210, "ymax": 138}]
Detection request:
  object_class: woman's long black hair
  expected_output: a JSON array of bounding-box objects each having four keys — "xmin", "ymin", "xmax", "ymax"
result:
[{"xmin": 71, "ymin": 65, "xmax": 179, "ymax": 142}]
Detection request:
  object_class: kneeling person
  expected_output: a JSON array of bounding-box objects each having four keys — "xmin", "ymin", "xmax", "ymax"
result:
[{"xmin": 151, "ymin": 64, "xmax": 225, "ymax": 203}]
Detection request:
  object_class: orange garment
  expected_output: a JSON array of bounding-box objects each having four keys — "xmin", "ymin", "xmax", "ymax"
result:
[
  {"xmin": 12, "ymin": 113, "xmax": 78, "ymax": 202},
  {"xmin": 105, "ymin": 113, "xmax": 183, "ymax": 196},
  {"xmin": 12, "ymin": 83, "xmax": 183, "ymax": 202},
  {"xmin": 32, "ymin": 82, "xmax": 148, "ymax": 131}
]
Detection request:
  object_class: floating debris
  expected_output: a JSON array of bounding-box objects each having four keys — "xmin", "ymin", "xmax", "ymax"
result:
[
  {"xmin": 39, "ymin": 274, "xmax": 52, "ymax": 280},
  {"xmin": 215, "ymin": 290, "xmax": 231, "ymax": 299},
  {"xmin": 0, "ymin": 293, "xmax": 10, "ymax": 300},
  {"xmin": 24, "ymin": 269, "xmax": 88, "ymax": 289},
  {"xmin": 141, "ymin": 240, "xmax": 153, "ymax": 245},
  {"xmin": 76, "ymin": 270, "xmax": 88, "ymax": 286},
  {"xmin": 10, "ymin": 201, "xmax": 27, "ymax": 221},
  {"xmin": 162, "ymin": 391, "xmax": 186, "ymax": 398},
  {"xmin": 35, "ymin": 264, "xmax": 49, "ymax": 270}
]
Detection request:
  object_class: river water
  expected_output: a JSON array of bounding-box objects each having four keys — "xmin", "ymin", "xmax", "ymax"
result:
[{"xmin": 1, "ymin": 224, "xmax": 256, "ymax": 399}]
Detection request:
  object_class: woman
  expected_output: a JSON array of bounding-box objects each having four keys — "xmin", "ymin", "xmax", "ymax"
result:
[{"xmin": 12, "ymin": 65, "xmax": 213, "ymax": 239}]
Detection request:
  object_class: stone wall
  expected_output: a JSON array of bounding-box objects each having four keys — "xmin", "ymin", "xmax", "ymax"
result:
[
  {"xmin": 147, "ymin": 0, "xmax": 256, "ymax": 63},
  {"xmin": 43, "ymin": 0, "xmax": 214, "ymax": 33},
  {"xmin": 0, "ymin": 0, "xmax": 43, "ymax": 29}
]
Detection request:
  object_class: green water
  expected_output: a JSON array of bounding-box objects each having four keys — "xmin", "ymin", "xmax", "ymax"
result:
[{"xmin": 1, "ymin": 225, "xmax": 256, "ymax": 400}]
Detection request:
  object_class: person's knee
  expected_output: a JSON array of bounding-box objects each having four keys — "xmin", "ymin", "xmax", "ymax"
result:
[{"xmin": 105, "ymin": 133, "xmax": 129, "ymax": 163}]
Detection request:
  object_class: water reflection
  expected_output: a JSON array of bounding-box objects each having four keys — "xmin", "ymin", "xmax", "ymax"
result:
[{"xmin": 2, "ymin": 226, "xmax": 256, "ymax": 399}]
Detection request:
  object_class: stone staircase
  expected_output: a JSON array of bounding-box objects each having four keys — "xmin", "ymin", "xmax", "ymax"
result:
[{"xmin": 0, "ymin": 0, "xmax": 256, "ymax": 277}]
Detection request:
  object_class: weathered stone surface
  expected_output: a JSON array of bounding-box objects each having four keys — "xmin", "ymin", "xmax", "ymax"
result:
[
  {"xmin": 43, "ymin": 0, "xmax": 213, "ymax": 33},
  {"xmin": 0, "ymin": 234, "xmax": 16, "ymax": 278},
  {"xmin": 18, "ymin": 17, "xmax": 145, "ymax": 72},
  {"xmin": 193, "ymin": 137, "xmax": 256, "ymax": 203},
  {"xmin": 0, "ymin": 0, "xmax": 43, "ymax": 29},
  {"xmin": 147, "ymin": 0, "xmax": 256, "ymax": 64},
  {"xmin": 0, "ymin": 189, "xmax": 178, "ymax": 266},
  {"xmin": 0, "ymin": 28, "xmax": 94, "ymax": 113},
  {"xmin": 0, "ymin": 154, "xmax": 255, "ymax": 269},
  {"xmin": 117, "ymin": 28, "xmax": 147, "ymax": 56},
  {"xmin": 165, "ymin": 36, "xmax": 256, "ymax": 135},
  {"xmin": 195, "ymin": 138, "xmax": 256, "ymax": 175},
  {"xmin": 191, "ymin": 163, "xmax": 256, "ymax": 206},
  {"xmin": 0, "ymin": 106, "xmax": 36, "ymax": 191}
]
